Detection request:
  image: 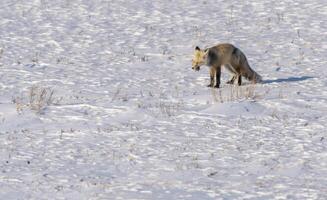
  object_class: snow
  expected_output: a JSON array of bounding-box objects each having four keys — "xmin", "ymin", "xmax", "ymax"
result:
[{"xmin": 0, "ymin": 0, "xmax": 327, "ymax": 199}]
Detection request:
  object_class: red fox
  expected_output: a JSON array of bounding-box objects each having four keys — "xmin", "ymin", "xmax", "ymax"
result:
[{"xmin": 192, "ymin": 43, "xmax": 262, "ymax": 88}]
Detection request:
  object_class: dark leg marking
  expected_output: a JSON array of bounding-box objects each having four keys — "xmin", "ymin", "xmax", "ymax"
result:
[
  {"xmin": 214, "ymin": 66, "xmax": 221, "ymax": 88},
  {"xmin": 207, "ymin": 67, "xmax": 215, "ymax": 87},
  {"xmin": 237, "ymin": 75, "xmax": 242, "ymax": 86},
  {"xmin": 226, "ymin": 75, "xmax": 236, "ymax": 84}
]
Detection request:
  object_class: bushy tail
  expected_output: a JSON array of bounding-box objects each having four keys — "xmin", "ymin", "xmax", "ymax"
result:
[
  {"xmin": 244, "ymin": 67, "xmax": 262, "ymax": 83},
  {"xmin": 233, "ymin": 48, "xmax": 262, "ymax": 83},
  {"xmin": 240, "ymin": 54, "xmax": 262, "ymax": 83},
  {"xmin": 234, "ymin": 48, "xmax": 262, "ymax": 83}
]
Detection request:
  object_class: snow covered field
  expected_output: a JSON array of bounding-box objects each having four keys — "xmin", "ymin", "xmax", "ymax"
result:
[{"xmin": 0, "ymin": 0, "xmax": 326, "ymax": 199}]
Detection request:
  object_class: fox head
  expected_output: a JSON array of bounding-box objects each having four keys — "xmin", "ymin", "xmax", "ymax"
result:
[{"xmin": 192, "ymin": 46, "xmax": 208, "ymax": 71}]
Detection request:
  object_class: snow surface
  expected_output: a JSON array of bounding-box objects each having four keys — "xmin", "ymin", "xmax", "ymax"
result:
[{"xmin": 0, "ymin": 0, "xmax": 327, "ymax": 199}]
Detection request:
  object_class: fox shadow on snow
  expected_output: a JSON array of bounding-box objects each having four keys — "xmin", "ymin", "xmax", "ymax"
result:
[{"xmin": 263, "ymin": 76, "xmax": 314, "ymax": 84}]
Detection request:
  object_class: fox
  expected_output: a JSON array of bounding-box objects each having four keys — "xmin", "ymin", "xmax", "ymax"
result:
[{"xmin": 192, "ymin": 43, "xmax": 262, "ymax": 88}]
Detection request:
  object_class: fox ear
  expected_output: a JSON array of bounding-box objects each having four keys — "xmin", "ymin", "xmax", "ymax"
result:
[{"xmin": 195, "ymin": 46, "xmax": 201, "ymax": 51}]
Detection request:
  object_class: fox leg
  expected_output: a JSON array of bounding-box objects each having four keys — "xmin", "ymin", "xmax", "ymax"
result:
[
  {"xmin": 207, "ymin": 67, "xmax": 215, "ymax": 87},
  {"xmin": 226, "ymin": 75, "xmax": 237, "ymax": 84},
  {"xmin": 237, "ymin": 74, "xmax": 242, "ymax": 86},
  {"xmin": 214, "ymin": 66, "xmax": 221, "ymax": 88}
]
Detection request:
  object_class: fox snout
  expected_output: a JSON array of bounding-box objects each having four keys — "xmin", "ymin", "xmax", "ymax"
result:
[
  {"xmin": 192, "ymin": 65, "xmax": 200, "ymax": 71},
  {"xmin": 192, "ymin": 60, "xmax": 201, "ymax": 71}
]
